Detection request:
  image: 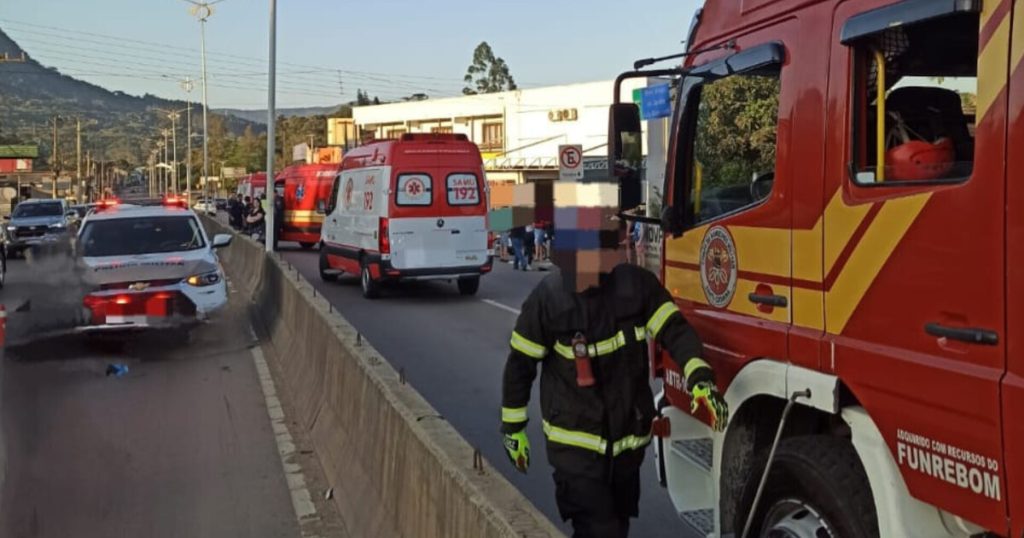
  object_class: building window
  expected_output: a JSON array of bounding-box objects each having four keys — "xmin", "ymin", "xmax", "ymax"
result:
[
  {"xmin": 431, "ymin": 126, "xmax": 453, "ymax": 134},
  {"xmin": 481, "ymin": 122, "xmax": 504, "ymax": 150}
]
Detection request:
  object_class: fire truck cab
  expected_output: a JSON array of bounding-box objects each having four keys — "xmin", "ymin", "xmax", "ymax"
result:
[{"xmin": 610, "ymin": 0, "xmax": 1022, "ymax": 536}]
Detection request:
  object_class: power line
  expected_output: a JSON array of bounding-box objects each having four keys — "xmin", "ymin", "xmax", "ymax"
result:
[{"xmin": 0, "ymin": 18, "xmax": 486, "ymax": 86}]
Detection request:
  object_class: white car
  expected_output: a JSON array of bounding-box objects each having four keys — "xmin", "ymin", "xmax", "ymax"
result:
[
  {"xmin": 75, "ymin": 200, "xmax": 232, "ymax": 332},
  {"xmin": 193, "ymin": 198, "xmax": 217, "ymax": 215}
]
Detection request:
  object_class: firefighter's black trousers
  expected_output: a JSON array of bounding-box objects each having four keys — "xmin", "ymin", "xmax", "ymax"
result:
[{"xmin": 553, "ymin": 460, "xmax": 641, "ymax": 538}]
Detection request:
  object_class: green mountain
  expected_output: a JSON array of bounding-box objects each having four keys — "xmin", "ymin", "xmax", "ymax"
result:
[
  {"xmin": 218, "ymin": 105, "xmax": 346, "ymax": 125},
  {"xmin": 0, "ymin": 28, "xmax": 262, "ymax": 170}
]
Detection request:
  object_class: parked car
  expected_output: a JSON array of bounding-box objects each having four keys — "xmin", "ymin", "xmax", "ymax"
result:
[{"xmin": 215, "ymin": 197, "xmax": 228, "ymax": 210}]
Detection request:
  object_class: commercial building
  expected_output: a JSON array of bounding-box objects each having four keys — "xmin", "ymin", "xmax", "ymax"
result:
[{"xmin": 350, "ymin": 79, "xmax": 671, "ymax": 189}]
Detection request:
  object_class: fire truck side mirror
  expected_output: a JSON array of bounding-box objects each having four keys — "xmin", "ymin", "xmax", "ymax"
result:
[
  {"xmin": 660, "ymin": 205, "xmax": 685, "ymax": 238},
  {"xmin": 609, "ymin": 103, "xmax": 644, "ymax": 211}
]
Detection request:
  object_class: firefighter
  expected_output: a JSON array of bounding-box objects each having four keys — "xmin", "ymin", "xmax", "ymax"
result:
[{"xmin": 500, "ymin": 181, "xmax": 728, "ymax": 538}]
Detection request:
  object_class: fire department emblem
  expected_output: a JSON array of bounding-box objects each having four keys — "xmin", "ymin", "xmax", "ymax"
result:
[
  {"xmin": 295, "ymin": 184, "xmax": 305, "ymax": 201},
  {"xmin": 699, "ymin": 226, "xmax": 738, "ymax": 308},
  {"xmin": 343, "ymin": 177, "xmax": 354, "ymax": 209}
]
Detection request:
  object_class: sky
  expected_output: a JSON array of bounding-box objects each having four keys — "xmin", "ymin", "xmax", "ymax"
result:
[{"xmin": 0, "ymin": 0, "xmax": 702, "ymax": 110}]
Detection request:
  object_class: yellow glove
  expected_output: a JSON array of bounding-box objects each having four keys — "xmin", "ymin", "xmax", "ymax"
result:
[
  {"xmin": 503, "ymin": 430, "xmax": 530, "ymax": 474},
  {"xmin": 691, "ymin": 381, "xmax": 729, "ymax": 433}
]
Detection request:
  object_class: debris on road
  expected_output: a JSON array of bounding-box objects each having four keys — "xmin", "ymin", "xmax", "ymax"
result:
[{"xmin": 105, "ymin": 363, "xmax": 130, "ymax": 377}]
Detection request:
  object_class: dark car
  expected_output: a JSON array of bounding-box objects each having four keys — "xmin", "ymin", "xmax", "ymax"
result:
[{"xmin": 215, "ymin": 198, "xmax": 228, "ymax": 210}]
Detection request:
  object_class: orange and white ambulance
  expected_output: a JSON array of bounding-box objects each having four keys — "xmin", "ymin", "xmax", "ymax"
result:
[{"xmin": 317, "ymin": 133, "xmax": 491, "ymax": 298}]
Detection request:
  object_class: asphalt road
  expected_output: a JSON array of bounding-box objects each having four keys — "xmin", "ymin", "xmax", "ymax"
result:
[
  {"xmin": 0, "ymin": 258, "xmax": 318, "ymax": 538},
  {"xmin": 277, "ymin": 242, "xmax": 685, "ymax": 537}
]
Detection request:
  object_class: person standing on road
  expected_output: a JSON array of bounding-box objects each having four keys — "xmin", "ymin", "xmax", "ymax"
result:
[
  {"xmin": 509, "ymin": 225, "xmax": 528, "ymax": 271},
  {"xmin": 500, "ymin": 181, "xmax": 728, "ymax": 538}
]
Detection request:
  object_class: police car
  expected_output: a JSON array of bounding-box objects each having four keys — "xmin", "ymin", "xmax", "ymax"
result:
[{"xmin": 75, "ymin": 198, "xmax": 232, "ymax": 332}]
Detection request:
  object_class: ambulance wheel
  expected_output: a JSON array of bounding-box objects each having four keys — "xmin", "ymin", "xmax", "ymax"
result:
[
  {"xmin": 739, "ymin": 436, "xmax": 878, "ymax": 538},
  {"xmin": 360, "ymin": 262, "xmax": 380, "ymax": 299},
  {"xmin": 299, "ymin": 242, "xmax": 316, "ymax": 250},
  {"xmin": 457, "ymin": 276, "xmax": 479, "ymax": 296},
  {"xmin": 318, "ymin": 248, "xmax": 337, "ymax": 282}
]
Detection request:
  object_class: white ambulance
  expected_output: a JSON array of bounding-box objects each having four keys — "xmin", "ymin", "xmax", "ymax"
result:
[{"xmin": 318, "ymin": 133, "xmax": 492, "ymax": 298}]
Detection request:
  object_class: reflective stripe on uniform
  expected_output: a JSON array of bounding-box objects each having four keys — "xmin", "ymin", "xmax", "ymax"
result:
[
  {"xmin": 510, "ymin": 331, "xmax": 547, "ymax": 359},
  {"xmin": 612, "ymin": 433, "xmax": 653, "ymax": 456},
  {"xmin": 646, "ymin": 301, "xmax": 680, "ymax": 338},
  {"xmin": 502, "ymin": 406, "xmax": 528, "ymax": 423},
  {"xmin": 552, "ymin": 329, "xmax": 648, "ymax": 360},
  {"xmin": 542, "ymin": 420, "xmax": 652, "ymax": 456},
  {"xmin": 684, "ymin": 357, "xmax": 712, "ymax": 379},
  {"xmin": 543, "ymin": 420, "xmax": 607, "ymax": 453}
]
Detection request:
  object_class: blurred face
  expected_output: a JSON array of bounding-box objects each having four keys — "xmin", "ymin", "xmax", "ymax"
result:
[{"xmin": 552, "ymin": 181, "xmax": 625, "ymax": 293}]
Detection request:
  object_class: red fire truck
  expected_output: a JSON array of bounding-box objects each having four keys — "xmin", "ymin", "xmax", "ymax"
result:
[
  {"xmin": 608, "ymin": 0, "xmax": 1021, "ymax": 536},
  {"xmin": 273, "ymin": 163, "xmax": 340, "ymax": 249},
  {"xmin": 236, "ymin": 172, "xmax": 267, "ymax": 200}
]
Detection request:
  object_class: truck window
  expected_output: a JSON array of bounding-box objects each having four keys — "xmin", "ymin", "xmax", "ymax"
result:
[
  {"xmin": 848, "ymin": 11, "xmax": 978, "ymax": 185},
  {"xmin": 446, "ymin": 173, "xmax": 481, "ymax": 206},
  {"xmin": 686, "ymin": 68, "xmax": 782, "ymax": 225},
  {"xmin": 396, "ymin": 173, "xmax": 433, "ymax": 206}
]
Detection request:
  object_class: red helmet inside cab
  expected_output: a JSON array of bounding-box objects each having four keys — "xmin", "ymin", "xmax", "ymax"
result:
[{"xmin": 884, "ymin": 111, "xmax": 955, "ymax": 181}]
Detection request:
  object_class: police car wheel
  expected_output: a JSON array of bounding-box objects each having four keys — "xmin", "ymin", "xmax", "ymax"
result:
[
  {"xmin": 360, "ymin": 263, "xmax": 380, "ymax": 299},
  {"xmin": 742, "ymin": 436, "xmax": 878, "ymax": 538}
]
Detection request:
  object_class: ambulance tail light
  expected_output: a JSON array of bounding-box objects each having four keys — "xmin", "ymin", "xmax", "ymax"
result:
[{"xmin": 379, "ymin": 217, "xmax": 391, "ymax": 254}]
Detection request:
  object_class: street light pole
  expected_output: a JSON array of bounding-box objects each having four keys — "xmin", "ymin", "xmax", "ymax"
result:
[
  {"xmin": 265, "ymin": 0, "xmax": 277, "ymax": 252},
  {"xmin": 186, "ymin": 1, "xmax": 222, "ymax": 203},
  {"xmin": 181, "ymin": 77, "xmax": 194, "ymax": 201},
  {"xmin": 170, "ymin": 112, "xmax": 179, "ymax": 194}
]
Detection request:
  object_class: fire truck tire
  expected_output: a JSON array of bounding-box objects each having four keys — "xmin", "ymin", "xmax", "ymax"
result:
[
  {"xmin": 318, "ymin": 249, "xmax": 337, "ymax": 282},
  {"xmin": 299, "ymin": 242, "xmax": 316, "ymax": 250},
  {"xmin": 457, "ymin": 276, "xmax": 479, "ymax": 296},
  {"xmin": 740, "ymin": 435, "xmax": 879, "ymax": 538},
  {"xmin": 360, "ymin": 261, "xmax": 380, "ymax": 299}
]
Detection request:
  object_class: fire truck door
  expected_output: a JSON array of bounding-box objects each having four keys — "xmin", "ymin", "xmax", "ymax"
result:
[
  {"xmin": 663, "ymin": 39, "xmax": 795, "ymax": 402},
  {"xmin": 1002, "ymin": 1, "xmax": 1024, "ymax": 533},
  {"xmin": 826, "ymin": 1, "xmax": 1008, "ymax": 530}
]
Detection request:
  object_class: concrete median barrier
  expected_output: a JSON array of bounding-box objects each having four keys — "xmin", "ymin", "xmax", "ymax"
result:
[{"xmin": 201, "ymin": 216, "xmax": 562, "ymax": 538}]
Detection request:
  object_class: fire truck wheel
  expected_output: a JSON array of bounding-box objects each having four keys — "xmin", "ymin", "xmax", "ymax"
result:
[
  {"xmin": 741, "ymin": 435, "xmax": 878, "ymax": 538},
  {"xmin": 360, "ymin": 262, "xmax": 380, "ymax": 299},
  {"xmin": 299, "ymin": 242, "xmax": 316, "ymax": 250},
  {"xmin": 457, "ymin": 276, "xmax": 479, "ymax": 296},
  {"xmin": 318, "ymin": 249, "xmax": 337, "ymax": 282}
]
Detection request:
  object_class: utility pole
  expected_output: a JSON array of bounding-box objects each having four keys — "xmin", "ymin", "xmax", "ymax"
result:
[
  {"xmin": 182, "ymin": 77, "xmax": 195, "ymax": 201},
  {"xmin": 51, "ymin": 116, "xmax": 60, "ymax": 199},
  {"xmin": 76, "ymin": 118, "xmax": 82, "ymax": 201},
  {"xmin": 186, "ymin": 1, "xmax": 223, "ymax": 204},
  {"xmin": 265, "ymin": 0, "xmax": 277, "ymax": 252},
  {"xmin": 161, "ymin": 129, "xmax": 170, "ymax": 194},
  {"xmin": 170, "ymin": 114, "xmax": 178, "ymax": 194}
]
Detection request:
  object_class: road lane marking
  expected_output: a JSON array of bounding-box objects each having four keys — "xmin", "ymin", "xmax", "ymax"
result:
[
  {"xmin": 481, "ymin": 299, "xmax": 521, "ymax": 315},
  {"xmin": 250, "ymin": 341, "xmax": 321, "ymax": 535}
]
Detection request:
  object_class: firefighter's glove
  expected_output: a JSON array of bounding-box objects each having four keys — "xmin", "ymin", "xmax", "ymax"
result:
[
  {"xmin": 503, "ymin": 429, "xmax": 530, "ymax": 474},
  {"xmin": 690, "ymin": 381, "xmax": 729, "ymax": 433}
]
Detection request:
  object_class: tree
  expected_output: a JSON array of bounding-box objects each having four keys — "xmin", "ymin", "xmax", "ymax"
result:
[{"xmin": 462, "ymin": 42, "xmax": 517, "ymax": 95}]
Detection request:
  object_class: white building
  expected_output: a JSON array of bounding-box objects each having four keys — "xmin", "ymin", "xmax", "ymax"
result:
[{"xmin": 351, "ymin": 79, "xmax": 670, "ymax": 187}]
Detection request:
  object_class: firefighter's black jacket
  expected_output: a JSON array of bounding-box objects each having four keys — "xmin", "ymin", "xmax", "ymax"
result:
[{"xmin": 501, "ymin": 263, "xmax": 710, "ymax": 478}]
